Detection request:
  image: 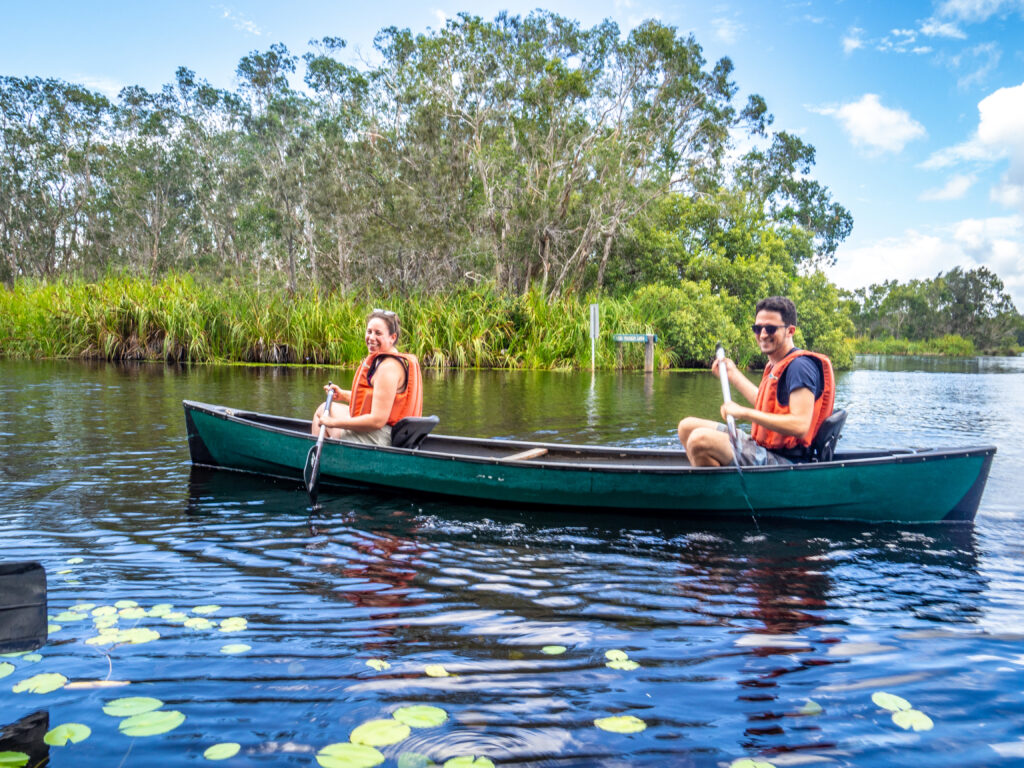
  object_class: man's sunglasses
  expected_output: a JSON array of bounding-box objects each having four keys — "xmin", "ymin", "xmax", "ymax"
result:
[{"xmin": 751, "ymin": 324, "xmax": 787, "ymax": 336}]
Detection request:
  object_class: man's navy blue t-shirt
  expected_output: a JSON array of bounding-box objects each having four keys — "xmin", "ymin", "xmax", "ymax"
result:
[{"xmin": 776, "ymin": 350, "xmax": 823, "ymax": 406}]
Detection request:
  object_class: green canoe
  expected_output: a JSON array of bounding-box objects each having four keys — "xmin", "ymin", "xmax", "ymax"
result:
[{"xmin": 183, "ymin": 400, "xmax": 995, "ymax": 523}]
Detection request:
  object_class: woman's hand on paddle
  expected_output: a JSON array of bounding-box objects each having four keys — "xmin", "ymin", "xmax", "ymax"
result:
[{"xmin": 325, "ymin": 383, "xmax": 350, "ymax": 403}]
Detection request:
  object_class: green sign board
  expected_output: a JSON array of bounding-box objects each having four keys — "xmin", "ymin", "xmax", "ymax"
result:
[{"xmin": 612, "ymin": 334, "xmax": 656, "ymax": 343}]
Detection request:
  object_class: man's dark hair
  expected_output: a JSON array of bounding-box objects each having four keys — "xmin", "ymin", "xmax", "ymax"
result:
[{"xmin": 755, "ymin": 296, "xmax": 797, "ymax": 327}]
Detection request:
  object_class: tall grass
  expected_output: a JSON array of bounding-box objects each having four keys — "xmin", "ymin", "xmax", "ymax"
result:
[{"xmin": 0, "ymin": 276, "xmax": 684, "ymax": 369}]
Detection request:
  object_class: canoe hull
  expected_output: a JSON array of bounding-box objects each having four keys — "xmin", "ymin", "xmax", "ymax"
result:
[{"xmin": 183, "ymin": 401, "xmax": 995, "ymax": 524}]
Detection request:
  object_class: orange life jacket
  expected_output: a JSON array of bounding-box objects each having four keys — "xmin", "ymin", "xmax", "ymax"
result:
[
  {"xmin": 349, "ymin": 351, "xmax": 423, "ymax": 426},
  {"xmin": 750, "ymin": 349, "xmax": 835, "ymax": 452}
]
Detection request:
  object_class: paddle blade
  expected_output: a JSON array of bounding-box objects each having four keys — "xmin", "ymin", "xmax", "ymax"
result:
[
  {"xmin": 0, "ymin": 562, "xmax": 47, "ymax": 653},
  {"xmin": 304, "ymin": 443, "xmax": 320, "ymax": 502}
]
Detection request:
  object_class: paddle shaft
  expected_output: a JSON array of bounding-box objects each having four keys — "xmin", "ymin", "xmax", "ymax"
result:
[
  {"xmin": 306, "ymin": 382, "xmax": 334, "ymax": 501},
  {"xmin": 715, "ymin": 345, "xmax": 738, "ymax": 442}
]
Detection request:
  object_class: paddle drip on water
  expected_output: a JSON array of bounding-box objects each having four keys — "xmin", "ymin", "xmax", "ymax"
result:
[{"xmin": 715, "ymin": 344, "xmax": 759, "ymax": 530}]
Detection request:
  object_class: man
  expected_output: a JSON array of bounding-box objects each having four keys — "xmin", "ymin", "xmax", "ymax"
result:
[{"xmin": 678, "ymin": 296, "xmax": 834, "ymax": 466}]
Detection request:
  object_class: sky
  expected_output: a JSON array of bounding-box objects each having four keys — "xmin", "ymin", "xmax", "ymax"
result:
[{"xmin": 2, "ymin": 0, "xmax": 1023, "ymax": 307}]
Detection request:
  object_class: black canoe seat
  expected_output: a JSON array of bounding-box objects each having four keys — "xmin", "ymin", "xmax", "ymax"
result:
[
  {"xmin": 391, "ymin": 415, "xmax": 439, "ymax": 450},
  {"xmin": 809, "ymin": 409, "xmax": 847, "ymax": 462}
]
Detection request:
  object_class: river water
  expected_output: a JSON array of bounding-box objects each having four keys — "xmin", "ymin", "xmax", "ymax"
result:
[{"xmin": 1, "ymin": 356, "xmax": 1023, "ymax": 767}]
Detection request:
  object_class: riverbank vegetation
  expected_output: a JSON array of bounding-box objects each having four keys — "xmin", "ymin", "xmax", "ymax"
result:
[{"xmin": 0, "ymin": 11, "xmax": 1019, "ymax": 366}]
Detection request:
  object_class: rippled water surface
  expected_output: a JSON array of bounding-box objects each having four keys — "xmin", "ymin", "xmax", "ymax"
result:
[{"xmin": 2, "ymin": 357, "xmax": 1024, "ymax": 767}]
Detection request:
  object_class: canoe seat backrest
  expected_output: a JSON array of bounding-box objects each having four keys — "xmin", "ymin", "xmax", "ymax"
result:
[
  {"xmin": 391, "ymin": 415, "xmax": 440, "ymax": 450},
  {"xmin": 810, "ymin": 409, "xmax": 847, "ymax": 462}
]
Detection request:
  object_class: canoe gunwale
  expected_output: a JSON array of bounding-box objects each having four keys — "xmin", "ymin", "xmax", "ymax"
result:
[{"xmin": 182, "ymin": 399, "xmax": 997, "ymax": 475}]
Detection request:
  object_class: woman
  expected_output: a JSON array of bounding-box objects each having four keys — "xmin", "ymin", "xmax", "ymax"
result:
[{"xmin": 311, "ymin": 309, "xmax": 422, "ymax": 445}]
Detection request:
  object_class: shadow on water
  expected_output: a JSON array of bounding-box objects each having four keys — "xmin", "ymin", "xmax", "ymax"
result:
[{"xmin": 0, "ymin": 711, "xmax": 49, "ymax": 767}]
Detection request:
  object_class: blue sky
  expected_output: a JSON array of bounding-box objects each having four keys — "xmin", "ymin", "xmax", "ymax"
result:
[{"xmin": 2, "ymin": 1, "xmax": 1023, "ymax": 306}]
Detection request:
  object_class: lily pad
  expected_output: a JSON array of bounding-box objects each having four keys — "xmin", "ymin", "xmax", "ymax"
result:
[
  {"xmin": 604, "ymin": 649, "xmax": 629, "ymax": 662},
  {"xmin": 424, "ymin": 664, "xmax": 449, "ymax": 678},
  {"xmin": 118, "ymin": 709, "xmax": 185, "ymax": 737},
  {"xmin": 799, "ymin": 700, "xmax": 824, "ymax": 716},
  {"xmin": 115, "ymin": 600, "xmax": 138, "ymax": 609},
  {"xmin": 119, "ymin": 607, "xmax": 147, "ymax": 620},
  {"xmin": 892, "ymin": 709, "xmax": 934, "ymax": 732},
  {"xmin": 148, "ymin": 604, "xmax": 173, "ymax": 617},
  {"xmin": 56, "ymin": 569, "xmax": 72, "ymax": 575},
  {"xmin": 12, "ymin": 672, "xmax": 67, "ymax": 694},
  {"xmin": 220, "ymin": 644, "xmax": 252, "ymax": 655},
  {"xmin": 66, "ymin": 557, "xmax": 84, "ymax": 565},
  {"xmin": 594, "ymin": 715, "xmax": 647, "ymax": 733},
  {"xmin": 730, "ymin": 760, "xmax": 777, "ymax": 768},
  {"xmin": 541, "ymin": 645, "xmax": 567, "ymax": 655},
  {"xmin": 204, "ymin": 742, "xmax": 241, "ymax": 760},
  {"xmin": 94, "ymin": 615, "xmax": 118, "ymax": 628},
  {"xmin": 0, "ymin": 663, "xmax": 13, "ymax": 679},
  {"xmin": 22, "ymin": 654, "xmax": 42, "ymax": 663},
  {"xmin": 606, "ymin": 660, "xmax": 640, "ymax": 671},
  {"xmin": 397, "ymin": 753, "xmax": 435, "ymax": 768},
  {"xmin": 0, "ymin": 751, "xmax": 29, "ymax": 767},
  {"xmin": 71, "ymin": 603, "xmax": 96, "ymax": 612},
  {"xmin": 44, "ymin": 723, "xmax": 92, "ymax": 746},
  {"xmin": 164, "ymin": 611, "xmax": 189, "ymax": 622},
  {"xmin": 47, "ymin": 624, "xmax": 61, "ymax": 633},
  {"xmin": 316, "ymin": 742, "xmax": 385, "ymax": 768},
  {"xmin": 103, "ymin": 696, "xmax": 164, "ymax": 717},
  {"xmin": 366, "ymin": 659, "xmax": 391, "ymax": 671},
  {"xmin": 54, "ymin": 611, "xmax": 87, "ymax": 622},
  {"xmin": 120, "ymin": 628, "xmax": 160, "ymax": 645},
  {"xmin": 92, "ymin": 606, "xmax": 117, "ymax": 617},
  {"xmin": 392, "ymin": 705, "xmax": 448, "ymax": 728},
  {"xmin": 219, "ymin": 617, "xmax": 247, "ymax": 633},
  {"xmin": 184, "ymin": 617, "xmax": 214, "ymax": 630},
  {"xmin": 442, "ymin": 758, "xmax": 494, "ymax": 768},
  {"xmin": 350, "ymin": 719, "xmax": 412, "ymax": 746},
  {"xmin": 872, "ymin": 691, "xmax": 912, "ymax": 712},
  {"xmin": 85, "ymin": 633, "xmax": 120, "ymax": 646},
  {"xmin": 193, "ymin": 605, "xmax": 222, "ymax": 615}
]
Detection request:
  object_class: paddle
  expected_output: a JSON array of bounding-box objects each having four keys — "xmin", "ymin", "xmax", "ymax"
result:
[
  {"xmin": 716, "ymin": 344, "xmax": 759, "ymax": 527},
  {"xmin": 0, "ymin": 561, "xmax": 48, "ymax": 653},
  {"xmin": 304, "ymin": 382, "xmax": 334, "ymax": 505}
]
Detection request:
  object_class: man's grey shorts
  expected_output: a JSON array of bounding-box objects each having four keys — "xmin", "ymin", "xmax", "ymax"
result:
[{"xmin": 716, "ymin": 424, "xmax": 793, "ymax": 467}]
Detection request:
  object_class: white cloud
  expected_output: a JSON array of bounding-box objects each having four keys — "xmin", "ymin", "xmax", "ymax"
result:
[
  {"xmin": 842, "ymin": 27, "xmax": 865, "ymax": 53},
  {"xmin": 954, "ymin": 42, "xmax": 1001, "ymax": 89},
  {"xmin": 432, "ymin": 9, "xmax": 449, "ymax": 27},
  {"xmin": 218, "ymin": 6, "xmax": 261, "ymax": 36},
  {"xmin": 936, "ymin": 0, "xmax": 1024, "ymax": 21},
  {"xmin": 712, "ymin": 17, "xmax": 744, "ymax": 44},
  {"xmin": 920, "ymin": 19, "xmax": 968, "ymax": 38},
  {"xmin": 814, "ymin": 94, "xmax": 926, "ymax": 154},
  {"xmin": 828, "ymin": 215, "xmax": 1024, "ymax": 308},
  {"xmin": 74, "ymin": 75, "xmax": 126, "ymax": 100},
  {"xmin": 922, "ymin": 81, "xmax": 1024, "ymax": 208},
  {"xmin": 920, "ymin": 173, "xmax": 976, "ymax": 200}
]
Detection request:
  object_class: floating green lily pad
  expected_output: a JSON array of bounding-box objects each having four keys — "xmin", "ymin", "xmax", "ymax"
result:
[
  {"xmin": 541, "ymin": 645, "xmax": 567, "ymax": 655},
  {"xmin": 164, "ymin": 611, "xmax": 189, "ymax": 622},
  {"xmin": 148, "ymin": 604, "xmax": 173, "ymax": 617},
  {"xmin": 424, "ymin": 664, "xmax": 449, "ymax": 678},
  {"xmin": 892, "ymin": 709, "xmax": 934, "ymax": 732},
  {"xmin": 220, "ymin": 644, "xmax": 251, "ymax": 655},
  {"xmin": 316, "ymin": 742, "xmax": 385, "ymax": 768},
  {"xmin": 442, "ymin": 758, "xmax": 494, "ymax": 768},
  {"xmin": 393, "ymin": 705, "xmax": 448, "ymax": 728},
  {"xmin": 92, "ymin": 606, "xmax": 117, "ymax": 617},
  {"xmin": 594, "ymin": 715, "xmax": 647, "ymax": 733},
  {"xmin": 85, "ymin": 633, "xmax": 119, "ymax": 646},
  {"xmin": 54, "ymin": 611, "xmax": 87, "ymax": 622},
  {"xmin": 185, "ymin": 617, "xmax": 214, "ymax": 630},
  {"xmin": 193, "ymin": 605, "xmax": 222, "ymax": 615},
  {"xmin": 0, "ymin": 751, "xmax": 29, "ymax": 767},
  {"xmin": 872, "ymin": 691, "xmax": 912, "ymax": 712},
  {"xmin": 71, "ymin": 603, "xmax": 95, "ymax": 612},
  {"xmin": 121, "ymin": 628, "xmax": 160, "ymax": 645},
  {"xmin": 22, "ymin": 654, "xmax": 41, "ymax": 663},
  {"xmin": 799, "ymin": 700, "xmax": 823, "ymax": 716},
  {"xmin": 604, "ymin": 649, "xmax": 629, "ymax": 662},
  {"xmin": 606, "ymin": 660, "xmax": 640, "ymax": 671},
  {"xmin": 0, "ymin": 663, "xmax": 13, "ymax": 679},
  {"xmin": 44, "ymin": 723, "xmax": 92, "ymax": 746},
  {"xmin": 47, "ymin": 624, "xmax": 61, "ymax": 633},
  {"xmin": 350, "ymin": 719, "xmax": 412, "ymax": 746},
  {"xmin": 56, "ymin": 569, "xmax": 72, "ymax": 575},
  {"xmin": 115, "ymin": 600, "xmax": 138, "ymax": 609},
  {"xmin": 94, "ymin": 615, "xmax": 118, "ymax": 628},
  {"xmin": 103, "ymin": 696, "xmax": 164, "ymax": 717},
  {"xmin": 118, "ymin": 709, "xmax": 185, "ymax": 737},
  {"xmin": 397, "ymin": 753, "xmax": 435, "ymax": 768},
  {"xmin": 66, "ymin": 557, "xmax": 84, "ymax": 565},
  {"xmin": 12, "ymin": 672, "xmax": 67, "ymax": 694},
  {"xmin": 219, "ymin": 617, "xmax": 247, "ymax": 633},
  {"xmin": 204, "ymin": 742, "xmax": 241, "ymax": 760},
  {"xmin": 730, "ymin": 759, "xmax": 777, "ymax": 768},
  {"xmin": 366, "ymin": 659, "xmax": 391, "ymax": 671},
  {"xmin": 119, "ymin": 607, "xmax": 147, "ymax": 620}
]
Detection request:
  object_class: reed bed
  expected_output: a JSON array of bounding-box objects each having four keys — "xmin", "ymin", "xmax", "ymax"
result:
[{"xmin": 0, "ymin": 276, "xmax": 677, "ymax": 369}]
